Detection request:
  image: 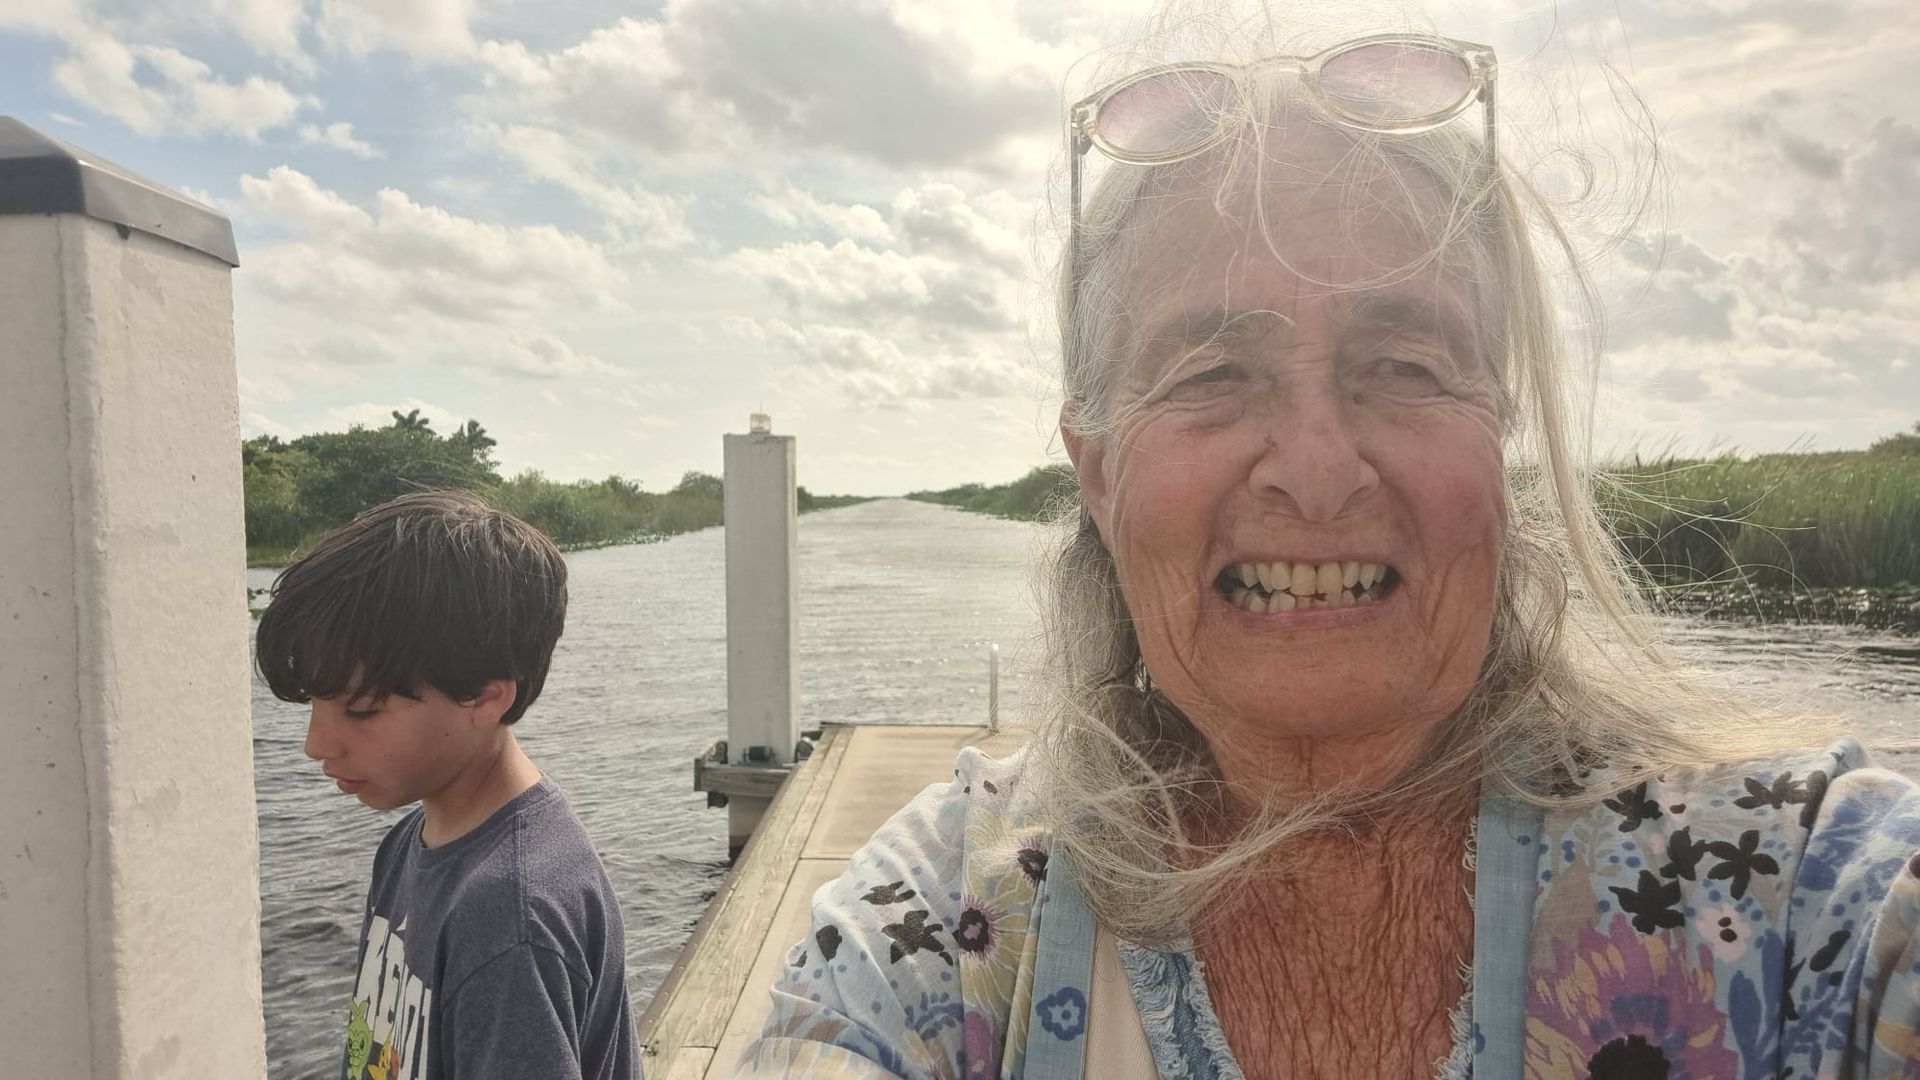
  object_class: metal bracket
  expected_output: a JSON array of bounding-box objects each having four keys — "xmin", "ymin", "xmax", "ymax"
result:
[{"xmin": 692, "ymin": 736, "xmax": 795, "ymax": 807}]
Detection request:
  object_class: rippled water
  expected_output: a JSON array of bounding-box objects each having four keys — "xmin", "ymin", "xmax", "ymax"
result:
[{"xmin": 251, "ymin": 499, "xmax": 1918, "ymax": 1076}]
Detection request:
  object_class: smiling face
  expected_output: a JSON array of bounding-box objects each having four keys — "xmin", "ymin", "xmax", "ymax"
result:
[{"xmin": 1064, "ymin": 126, "xmax": 1507, "ymax": 790}]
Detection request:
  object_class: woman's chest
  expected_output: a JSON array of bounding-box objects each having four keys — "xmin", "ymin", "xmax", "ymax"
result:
[{"xmin": 1194, "ymin": 897, "xmax": 1474, "ymax": 1080}]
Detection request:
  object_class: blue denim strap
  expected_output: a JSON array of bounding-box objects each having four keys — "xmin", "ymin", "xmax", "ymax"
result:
[
  {"xmin": 1022, "ymin": 853, "xmax": 1096, "ymax": 1079},
  {"xmin": 1471, "ymin": 791, "xmax": 1544, "ymax": 1080}
]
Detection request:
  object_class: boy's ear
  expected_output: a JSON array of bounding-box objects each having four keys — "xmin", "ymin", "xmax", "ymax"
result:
[
  {"xmin": 467, "ymin": 678, "xmax": 519, "ymax": 726},
  {"xmin": 1059, "ymin": 402, "xmax": 1111, "ymax": 537}
]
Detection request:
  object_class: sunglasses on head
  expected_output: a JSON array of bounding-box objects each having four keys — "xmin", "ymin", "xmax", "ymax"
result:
[{"xmin": 1064, "ymin": 33, "xmax": 1499, "ymax": 339}]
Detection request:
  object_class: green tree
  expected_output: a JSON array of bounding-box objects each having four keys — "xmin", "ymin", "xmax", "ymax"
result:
[
  {"xmin": 672, "ymin": 471, "xmax": 724, "ymax": 500},
  {"xmin": 1869, "ymin": 421, "xmax": 1920, "ymax": 456},
  {"xmin": 449, "ymin": 419, "xmax": 497, "ymax": 462},
  {"xmin": 289, "ymin": 424, "xmax": 498, "ymax": 525},
  {"xmin": 389, "ymin": 408, "xmax": 433, "ymax": 432}
]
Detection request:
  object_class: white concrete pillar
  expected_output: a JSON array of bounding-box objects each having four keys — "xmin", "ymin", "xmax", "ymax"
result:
[
  {"xmin": 0, "ymin": 117, "xmax": 264, "ymax": 1077},
  {"xmin": 722, "ymin": 421, "xmax": 800, "ymax": 852}
]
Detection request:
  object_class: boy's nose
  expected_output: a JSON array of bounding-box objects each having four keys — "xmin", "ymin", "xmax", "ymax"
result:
[{"xmin": 303, "ymin": 707, "xmax": 334, "ymax": 762}]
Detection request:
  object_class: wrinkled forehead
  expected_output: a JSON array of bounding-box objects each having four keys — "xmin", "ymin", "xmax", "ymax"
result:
[{"xmin": 1100, "ymin": 120, "xmax": 1483, "ymax": 358}]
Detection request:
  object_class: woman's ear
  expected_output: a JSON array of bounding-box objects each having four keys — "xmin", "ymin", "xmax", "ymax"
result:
[{"xmin": 1060, "ymin": 402, "xmax": 1111, "ymax": 536}]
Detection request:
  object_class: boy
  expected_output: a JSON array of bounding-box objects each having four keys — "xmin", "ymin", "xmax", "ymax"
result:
[{"xmin": 256, "ymin": 490, "xmax": 639, "ymax": 1080}]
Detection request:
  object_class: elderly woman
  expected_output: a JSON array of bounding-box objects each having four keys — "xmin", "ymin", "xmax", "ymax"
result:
[{"xmin": 740, "ymin": 18, "xmax": 1920, "ymax": 1080}]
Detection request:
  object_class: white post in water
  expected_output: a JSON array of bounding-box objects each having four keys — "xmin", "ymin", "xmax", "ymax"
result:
[
  {"xmin": 0, "ymin": 118, "xmax": 264, "ymax": 1075},
  {"xmin": 722, "ymin": 414, "xmax": 800, "ymax": 854},
  {"xmin": 988, "ymin": 643, "xmax": 1001, "ymax": 733}
]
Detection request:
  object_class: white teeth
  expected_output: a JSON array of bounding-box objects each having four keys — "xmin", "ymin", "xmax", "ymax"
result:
[
  {"xmin": 1271, "ymin": 590, "xmax": 1296, "ymax": 611},
  {"xmin": 1315, "ymin": 561, "xmax": 1341, "ymax": 596},
  {"xmin": 1358, "ymin": 590, "xmax": 1378, "ymax": 604},
  {"xmin": 1226, "ymin": 559, "xmax": 1392, "ymax": 601},
  {"xmin": 1333, "ymin": 590, "xmax": 1355, "ymax": 607}
]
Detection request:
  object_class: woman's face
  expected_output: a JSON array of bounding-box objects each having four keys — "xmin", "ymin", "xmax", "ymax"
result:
[{"xmin": 1065, "ymin": 133, "xmax": 1507, "ymax": 781}]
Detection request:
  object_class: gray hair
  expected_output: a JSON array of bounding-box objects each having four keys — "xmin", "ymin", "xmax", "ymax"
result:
[{"xmin": 1024, "ymin": 8, "xmax": 1840, "ymax": 946}]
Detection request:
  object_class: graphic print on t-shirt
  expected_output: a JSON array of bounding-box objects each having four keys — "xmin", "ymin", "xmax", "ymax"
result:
[{"xmin": 344, "ymin": 913, "xmax": 433, "ymax": 1080}]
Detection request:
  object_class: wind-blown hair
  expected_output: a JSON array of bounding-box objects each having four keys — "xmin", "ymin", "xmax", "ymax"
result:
[{"xmin": 1025, "ymin": 5, "xmax": 1840, "ymax": 946}]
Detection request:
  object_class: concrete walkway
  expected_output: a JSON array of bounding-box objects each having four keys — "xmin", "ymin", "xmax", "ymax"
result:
[{"xmin": 638, "ymin": 722, "xmax": 1029, "ymax": 1080}]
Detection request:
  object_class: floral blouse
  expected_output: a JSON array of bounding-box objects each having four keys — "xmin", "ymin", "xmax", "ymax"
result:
[{"xmin": 736, "ymin": 738, "xmax": 1920, "ymax": 1078}]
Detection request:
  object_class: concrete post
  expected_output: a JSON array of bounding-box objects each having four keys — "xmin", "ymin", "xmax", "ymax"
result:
[
  {"xmin": 722, "ymin": 420, "xmax": 800, "ymax": 854},
  {"xmin": 0, "ymin": 117, "xmax": 263, "ymax": 1076}
]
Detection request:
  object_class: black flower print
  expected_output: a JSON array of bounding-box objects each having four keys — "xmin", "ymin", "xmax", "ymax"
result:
[
  {"xmin": 954, "ymin": 907, "xmax": 992, "ymax": 955},
  {"xmin": 1705, "ymin": 829, "xmax": 1780, "ymax": 900},
  {"xmin": 1782, "ymin": 934, "xmax": 1805, "ymax": 1022},
  {"xmin": 863, "ymin": 881, "xmax": 917, "ymax": 905},
  {"xmin": 1800, "ymin": 769, "xmax": 1829, "ymax": 829},
  {"xmin": 1809, "ymin": 928, "xmax": 1851, "ymax": 974},
  {"xmin": 816, "ymin": 924, "xmax": 842, "ymax": 962},
  {"xmin": 1734, "ymin": 772, "xmax": 1814, "ymax": 811},
  {"xmin": 1588, "ymin": 1033, "xmax": 1671, "ymax": 1079},
  {"xmin": 1610, "ymin": 870, "xmax": 1685, "ymax": 934},
  {"xmin": 1603, "ymin": 783, "xmax": 1662, "ymax": 832},
  {"xmin": 1016, "ymin": 846, "xmax": 1049, "ymax": 885},
  {"xmin": 1660, "ymin": 826, "xmax": 1708, "ymax": 881},
  {"xmin": 883, "ymin": 909, "xmax": 954, "ymax": 966}
]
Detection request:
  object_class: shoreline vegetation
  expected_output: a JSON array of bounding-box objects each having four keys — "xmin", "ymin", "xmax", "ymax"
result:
[
  {"xmin": 904, "ymin": 426, "xmax": 1920, "ymax": 635},
  {"xmin": 243, "ymin": 413, "xmax": 1917, "ymax": 632},
  {"xmin": 242, "ymin": 413, "xmax": 869, "ymax": 569}
]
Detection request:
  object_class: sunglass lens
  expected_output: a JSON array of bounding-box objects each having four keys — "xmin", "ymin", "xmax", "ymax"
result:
[
  {"xmin": 1096, "ymin": 68, "xmax": 1235, "ymax": 158},
  {"xmin": 1318, "ymin": 42, "xmax": 1472, "ymax": 124}
]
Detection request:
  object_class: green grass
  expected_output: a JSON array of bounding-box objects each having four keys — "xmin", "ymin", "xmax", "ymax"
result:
[
  {"xmin": 1600, "ymin": 451, "xmax": 1920, "ymax": 589},
  {"xmin": 247, "ymin": 481, "xmax": 875, "ymax": 567},
  {"xmin": 906, "ymin": 464, "xmax": 1078, "ymax": 522}
]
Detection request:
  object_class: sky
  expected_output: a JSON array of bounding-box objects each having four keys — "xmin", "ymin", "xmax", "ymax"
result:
[{"xmin": 2, "ymin": 0, "xmax": 1916, "ymax": 494}]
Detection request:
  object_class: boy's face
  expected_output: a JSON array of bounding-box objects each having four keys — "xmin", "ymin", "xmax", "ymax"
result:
[{"xmin": 303, "ymin": 680, "xmax": 510, "ymax": 810}]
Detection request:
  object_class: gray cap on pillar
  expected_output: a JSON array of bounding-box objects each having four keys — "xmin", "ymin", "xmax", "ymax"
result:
[{"xmin": 0, "ymin": 115, "xmax": 239, "ymax": 266}]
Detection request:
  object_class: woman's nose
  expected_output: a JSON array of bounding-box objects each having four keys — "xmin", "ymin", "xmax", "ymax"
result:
[{"xmin": 1246, "ymin": 384, "xmax": 1378, "ymax": 521}]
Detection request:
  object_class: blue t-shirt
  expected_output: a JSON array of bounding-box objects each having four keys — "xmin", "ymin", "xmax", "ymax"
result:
[{"xmin": 342, "ymin": 777, "xmax": 639, "ymax": 1080}]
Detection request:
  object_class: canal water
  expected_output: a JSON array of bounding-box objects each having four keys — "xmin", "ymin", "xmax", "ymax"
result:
[{"xmin": 249, "ymin": 498, "xmax": 1919, "ymax": 1076}]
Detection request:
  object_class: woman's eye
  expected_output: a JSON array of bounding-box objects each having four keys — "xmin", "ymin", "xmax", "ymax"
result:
[
  {"xmin": 1375, "ymin": 357, "xmax": 1445, "ymax": 391},
  {"xmin": 1177, "ymin": 363, "xmax": 1240, "ymax": 390},
  {"xmin": 345, "ymin": 707, "xmax": 380, "ymax": 720}
]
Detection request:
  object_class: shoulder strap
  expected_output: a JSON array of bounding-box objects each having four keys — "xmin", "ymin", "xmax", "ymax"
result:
[
  {"xmin": 1022, "ymin": 854, "xmax": 1097, "ymax": 1078},
  {"xmin": 1471, "ymin": 791, "xmax": 1544, "ymax": 1080}
]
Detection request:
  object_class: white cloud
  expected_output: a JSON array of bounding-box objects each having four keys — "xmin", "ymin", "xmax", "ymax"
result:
[
  {"xmin": 484, "ymin": 123, "xmax": 695, "ymax": 248},
  {"xmin": 729, "ymin": 317, "xmax": 1029, "ymax": 403},
  {"xmin": 1603, "ymin": 231, "xmax": 1739, "ymax": 351},
  {"xmin": 321, "ymin": 398, "xmax": 465, "ymax": 433},
  {"xmin": 227, "ymin": 166, "xmax": 625, "ymax": 379},
  {"xmin": 50, "ymin": 34, "xmax": 311, "ymax": 137},
  {"xmin": 1776, "ymin": 117, "xmax": 1920, "ymax": 286},
  {"xmin": 0, "ymin": 0, "xmax": 86, "ymax": 36},
  {"xmin": 753, "ymin": 183, "xmax": 892, "ymax": 245},
  {"xmin": 299, "ymin": 120, "xmax": 382, "ymax": 158},
  {"xmin": 474, "ymin": 0, "xmax": 1070, "ymax": 169},
  {"xmin": 313, "ymin": 0, "xmax": 476, "ymax": 58},
  {"xmin": 240, "ymin": 411, "xmax": 300, "ymax": 439}
]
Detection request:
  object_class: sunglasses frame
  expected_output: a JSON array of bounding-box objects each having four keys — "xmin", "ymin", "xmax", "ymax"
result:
[{"xmin": 1064, "ymin": 33, "xmax": 1499, "ymax": 357}]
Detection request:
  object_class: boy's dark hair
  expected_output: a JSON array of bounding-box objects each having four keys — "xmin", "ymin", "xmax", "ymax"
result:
[{"xmin": 256, "ymin": 489, "xmax": 566, "ymax": 725}]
